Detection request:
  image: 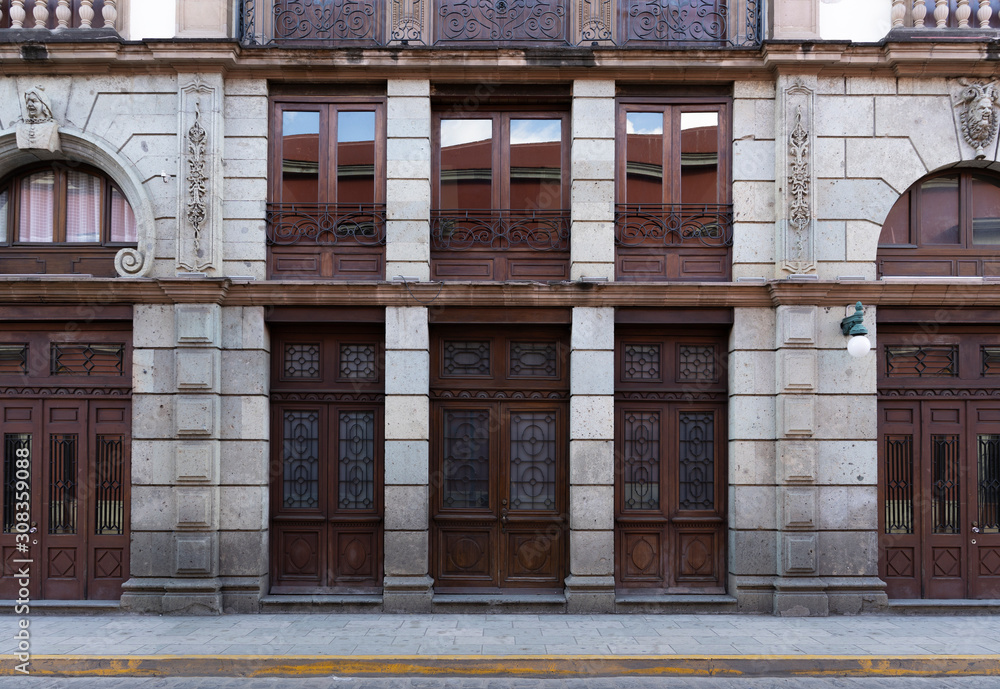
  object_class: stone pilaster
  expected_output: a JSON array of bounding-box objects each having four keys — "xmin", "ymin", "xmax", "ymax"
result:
[
  {"xmin": 218, "ymin": 306, "xmax": 270, "ymax": 612},
  {"xmin": 176, "ymin": 0, "xmax": 233, "ymax": 38},
  {"xmin": 728, "ymin": 307, "xmax": 778, "ymax": 613},
  {"xmin": 772, "ymin": 0, "xmax": 820, "ymax": 40},
  {"xmin": 566, "ymin": 307, "xmax": 615, "ymax": 612},
  {"xmin": 122, "ymin": 304, "xmax": 224, "ymax": 614},
  {"xmin": 570, "ymin": 80, "xmax": 615, "ymax": 281},
  {"xmin": 382, "ymin": 306, "xmax": 433, "ymax": 611},
  {"xmin": 732, "ymin": 80, "xmax": 777, "ymax": 280},
  {"xmin": 386, "ymin": 80, "xmax": 431, "ymax": 281}
]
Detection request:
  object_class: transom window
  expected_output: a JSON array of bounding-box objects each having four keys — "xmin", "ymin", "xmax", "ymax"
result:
[
  {"xmin": 878, "ymin": 170, "xmax": 1000, "ymax": 277},
  {"xmin": 0, "ymin": 164, "xmax": 136, "ymax": 246}
]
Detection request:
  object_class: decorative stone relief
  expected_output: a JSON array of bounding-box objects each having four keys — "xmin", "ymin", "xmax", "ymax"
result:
[
  {"xmin": 954, "ymin": 78, "xmax": 1000, "ymax": 160},
  {"xmin": 578, "ymin": 0, "xmax": 612, "ymax": 43},
  {"xmin": 779, "ymin": 82, "xmax": 816, "ymax": 275},
  {"xmin": 390, "ymin": 0, "xmax": 425, "ymax": 43},
  {"xmin": 177, "ymin": 76, "xmax": 222, "ymax": 273},
  {"xmin": 16, "ymin": 85, "xmax": 61, "ymax": 153}
]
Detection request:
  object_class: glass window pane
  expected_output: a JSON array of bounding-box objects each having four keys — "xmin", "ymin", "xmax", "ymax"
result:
[
  {"xmin": 283, "ymin": 410, "xmax": 320, "ymax": 509},
  {"xmin": 509, "ymin": 411, "xmax": 557, "ymax": 511},
  {"xmin": 442, "ymin": 410, "xmax": 490, "ymax": 509},
  {"xmin": 979, "ymin": 434, "xmax": 1000, "ymax": 534},
  {"xmin": 919, "ymin": 176, "xmax": 960, "ymax": 245},
  {"xmin": 0, "ymin": 188, "xmax": 8, "ymax": 243},
  {"xmin": 338, "ymin": 411, "xmax": 375, "ymax": 510},
  {"xmin": 622, "ymin": 411, "xmax": 660, "ymax": 510},
  {"xmin": 679, "ymin": 411, "xmax": 715, "ymax": 510},
  {"xmin": 972, "ymin": 174, "xmax": 1000, "ymax": 245},
  {"xmin": 109, "ymin": 187, "xmax": 137, "ymax": 243},
  {"xmin": 932, "ymin": 434, "xmax": 961, "ymax": 534},
  {"xmin": 3, "ymin": 434, "xmax": 31, "ymax": 534},
  {"xmin": 65, "ymin": 171, "xmax": 101, "ymax": 242},
  {"xmin": 95, "ymin": 435, "xmax": 124, "ymax": 535},
  {"xmin": 884, "ymin": 435, "xmax": 914, "ymax": 534},
  {"xmin": 18, "ymin": 171, "xmax": 55, "ymax": 242},
  {"xmin": 337, "ymin": 111, "xmax": 376, "ymax": 205},
  {"xmin": 281, "ymin": 111, "xmax": 321, "ymax": 204},
  {"xmin": 680, "ymin": 111, "xmax": 719, "ymax": 204},
  {"xmin": 879, "ymin": 190, "xmax": 911, "ymax": 245},
  {"xmin": 49, "ymin": 434, "xmax": 77, "ymax": 534},
  {"xmin": 509, "ymin": 119, "xmax": 562, "ymax": 210},
  {"xmin": 440, "ymin": 119, "xmax": 492, "ymax": 209},
  {"xmin": 625, "ymin": 112, "xmax": 663, "ymax": 205}
]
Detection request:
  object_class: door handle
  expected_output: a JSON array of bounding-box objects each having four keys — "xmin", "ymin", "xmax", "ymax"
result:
[
  {"xmin": 973, "ymin": 521, "xmax": 980, "ymax": 534},
  {"xmin": 500, "ymin": 508, "xmax": 508, "ymax": 533}
]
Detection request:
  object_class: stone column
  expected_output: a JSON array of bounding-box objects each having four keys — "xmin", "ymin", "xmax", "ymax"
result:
[
  {"xmin": 382, "ymin": 306, "xmax": 433, "ymax": 611},
  {"xmin": 176, "ymin": 0, "xmax": 233, "ymax": 38},
  {"xmin": 773, "ymin": 305, "xmax": 826, "ymax": 615},
  {"xmin": 570, "ymin": 80, "xmax": 615, "ymax": 281},
  {"xmin": 772, "ymin": 0, "xmax": 820, "ymax": 40},
  {"xmin": 728, "ymin": 307, "xmax": 778, "ymax": 612},
  {"xmin": 566, "ymin": 307, "xmax": 615, "ymax": 612},
  {"xmin": 218, "ymin": 306, "xmax": 270, "ymax": 612},
  {"xmin": 386, "ymin": 80, "xmax": 431, "ymax": 281},
  {"xmin": 732, "ymin": 80, "xmax": 777, "ymax": 280},
  {"xmin": 122, "ymin": 304, "xmax": 224, "ymax": 614}
]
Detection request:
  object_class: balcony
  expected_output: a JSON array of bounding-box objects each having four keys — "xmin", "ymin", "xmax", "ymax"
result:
[
  {"xmin": 615, "ymin": 203, "xmax": 733, "ymax": 281},
  {"xmin": 891, "ymin": 1, "xmax": 1000, "ymax": 30},
  {"xmin": 430, "ymin": 208, "xmax": 570, "ymax": 281},
  {"xmin": 0, "ymin": 1, "xmax": 119, "ymax": 32},
  {"xmin": 266, "ymin": 202, "xmax": 386, "ymax": 280},
  {"xmin": 238, "ymin": 0, "xmax": 763, "ymax": 47}
]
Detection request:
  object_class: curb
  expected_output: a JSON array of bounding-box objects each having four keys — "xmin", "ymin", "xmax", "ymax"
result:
[{"xmin": 1, "ymin": 655, "xmax": 999, "ymax": 678}]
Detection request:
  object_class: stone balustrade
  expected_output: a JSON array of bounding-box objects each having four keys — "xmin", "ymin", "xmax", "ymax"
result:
[
  {"xmin": 892, "ymin": 0, "xmax": 999, "ymax": 29},
  {"xmin": 2, "ymin": 0, "xmax": 117, "ymax": 31}
]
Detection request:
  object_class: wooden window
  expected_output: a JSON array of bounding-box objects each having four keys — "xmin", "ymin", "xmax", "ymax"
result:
[
  {"xmin": 878, "ymin": 170, "xmax": 1000, "ymax": 277},
  {"xmin": 431, "ymin": 110, "xmax": 571, "ymax": 281},
  {"xmin": 0, "ymin": 164, "xmax": 137, "ymax": 276},
  {"xmin": 615, "ymin": 99, "xmax": 732, "ymax": 281},
  {"xmin": 268, "ymin": 98, "xmax": 386, "ymax": 280}
]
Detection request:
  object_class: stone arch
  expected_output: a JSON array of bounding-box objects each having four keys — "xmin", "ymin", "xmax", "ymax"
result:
[{"xmin": 0, "ymin": 126, "xmax": 155, "ymax": 277}]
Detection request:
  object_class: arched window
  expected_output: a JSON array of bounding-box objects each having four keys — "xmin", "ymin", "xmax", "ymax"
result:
[
  {"xmin": 878, "ymin": 170, "xmax": 1000, "ymax": 277},
  {"xmin": 0, "ymin": 163, "xmax": 137, "ymax": 276}
]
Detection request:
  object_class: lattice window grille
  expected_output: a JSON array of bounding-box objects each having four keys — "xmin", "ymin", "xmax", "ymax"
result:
[{"xmin": 284, "ymin": 343, "xmax": 321, "ymax": 379}]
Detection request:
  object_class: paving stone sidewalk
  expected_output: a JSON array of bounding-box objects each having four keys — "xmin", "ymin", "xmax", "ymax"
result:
[{"xmin": 1, "ymin": 614, "xmax": 999, "ymax": 657}]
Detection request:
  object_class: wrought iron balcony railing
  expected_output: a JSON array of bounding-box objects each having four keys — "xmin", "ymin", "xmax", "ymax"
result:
[
  {"xmin": 239, "ymin": 0, "xmax": 763, "ymax": 47},
  {"xmin": 266, "ymin": 203, "xmax": 387, "ymax": 246},
  {"xmin": 614, "ymin": 203, "xmax": 734, "ymax": 247},
  {"xmin": 431, "ymin": 209, "xmax": 570, "ymax": 251}
]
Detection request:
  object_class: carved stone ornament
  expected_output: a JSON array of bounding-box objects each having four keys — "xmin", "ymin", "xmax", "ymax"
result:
[
  {"xmin": 176, "ymin": 76, "xmax": 220, "ymax": 273},
  {"xmin": 15, "ymin": 85, "xmax": 61, "ymax": 153},
  {"xmin": 955, "ymin": 78, "xmax": 1000, "ymax": 159},
  {"xmin": 781, "ymin": 82, "xmax": 816, "ymax": 275},
  {"xmin": 186, "ymin": 103, "xmax": 208, "ymax": 252}
]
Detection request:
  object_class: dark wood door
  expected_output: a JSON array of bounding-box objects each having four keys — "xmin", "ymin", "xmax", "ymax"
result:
[
  {"xmin": 430, "ymin": 326, "xmax": 569, "ymax": 592},
  {"xmin": 614, "ymin": 330, "xmax": 728, "ymax": 593},
  {"xmin": 879, "ymin": 399, "xmax": 1000, "ymax": 599},
  {"xmin": 878, "ymin": 327, "xmax": 1000, "ymax": 599},
  {"xmin": 0, "ymin": 398, "xmax": 130, "ymax": 600},
  {"xmin": 269, "ymin": 327, "xmax": 384, "ymax": 593}
]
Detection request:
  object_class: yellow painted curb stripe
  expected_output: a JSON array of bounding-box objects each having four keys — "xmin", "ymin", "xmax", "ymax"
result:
[{"xmin": 0, "ymin": 654, "xmax": 998, "ymax": 678}]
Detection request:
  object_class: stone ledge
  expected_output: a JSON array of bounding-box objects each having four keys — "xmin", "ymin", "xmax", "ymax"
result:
[{"xmin": 0, "ymin": 599, "xmax": 120, "ymax": 615}]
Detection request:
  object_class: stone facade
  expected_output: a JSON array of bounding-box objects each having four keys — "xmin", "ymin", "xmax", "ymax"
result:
[{"xmin": 0, "ymin": 0, "xmax": 997, "ymax": 615}]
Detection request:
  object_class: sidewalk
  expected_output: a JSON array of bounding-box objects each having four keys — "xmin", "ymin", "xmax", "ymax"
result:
[{"xmin": 1, "ymin": 613, "xmax": 999, "ymax": 678}]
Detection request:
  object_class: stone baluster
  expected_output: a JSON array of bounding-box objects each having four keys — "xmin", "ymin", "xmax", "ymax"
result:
[
  {"xmin": 10, "ymin": 1, "xmax": 25, "ymax": 29},
  {"xmin": 56, "ymin": 0, "xmax": 71, "ymax": 29},
  {"xmin": 891, "ymin": 0, "xmax": 906, "ymax": 28},
  {"xmin": 913, "ymin": 0, "xmax": 927, "ymax": 28},
  {"xmin": 102, "ymin": 0, "xmax": 117, "ymax": 30},
  {"xmin": 79, "ymin": 0, "xmax": 93, "ymax": 28},
  {"xmin": 979, "ymin": 0, "xmax": 993, "ymax": 28},
  {"xmin": 934, "ymin": 0, "xmax": 949, "ymax": 27},
  {"xmin": 957, "ymin": 0, "xmax": 971, "ymax": 27},
  {"xmin": 32, "ymin": 0, "xmax": 47, "ymax": 28}
]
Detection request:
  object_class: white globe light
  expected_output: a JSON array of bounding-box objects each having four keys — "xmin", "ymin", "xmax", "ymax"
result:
[{"xmin": 847, "ymin": 334, "xmax": 871, "ymax": 358}]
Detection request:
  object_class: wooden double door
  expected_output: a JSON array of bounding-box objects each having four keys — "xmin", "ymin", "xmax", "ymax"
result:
[
  {"xmin": 269, "ymin": 326, "xmax": 384, "ymax": 593},
  {"xmin": 0, "ymin": 398, "xmax": 130, "ymax": 600},
  {"xmin": 430, "ymin": 325, "xmax": 569, "ymax": 592},
  {"xmin": 879, "ymin": 399, "xmax": 1000, "ymax": 598}
]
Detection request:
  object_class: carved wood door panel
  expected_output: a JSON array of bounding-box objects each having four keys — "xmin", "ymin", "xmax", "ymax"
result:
[
  {"xmin": 614, "ymin": 330, "xmax": 728, "ymax": 593},
  {"xmin": 0, "ymin": 398, "xmax": 130, "ymax": 601},
  {"xmin": 269, "ymin": 326, "xmax": 384, "ymax": 594},
  {"xmin": 430, "ymin": 325, "xmax": 569, "ymax": 592}
]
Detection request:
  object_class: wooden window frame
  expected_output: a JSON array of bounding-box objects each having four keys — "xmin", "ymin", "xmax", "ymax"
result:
[{"xmin": 614, "ymin": 97, "xmax": 733, "ymax": 282}]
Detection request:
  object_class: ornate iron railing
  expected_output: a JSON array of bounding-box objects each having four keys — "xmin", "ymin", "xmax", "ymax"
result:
[
  {"xmin": 614, "ymin": 203, "xmax": 733, "ymax": 247},
  {"xmin": 266, "ymin": 203, "xmax": 387, "ymax": 246},
  {"xmin": 431, "ymin": 209, "xmax": 570, "ymax": 251},
  {"xmin": 238, "ymin": 0, "xmax": 763, "ymax": 46}
]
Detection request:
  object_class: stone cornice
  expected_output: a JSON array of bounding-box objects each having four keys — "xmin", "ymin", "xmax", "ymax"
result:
[
  {"xmin": 2, "ymin": 37, "xmax": 1000, "ymax": 80},
  {"xmin": 1, "ymin": 278, "xmax": 1000, "ymax": 309}
]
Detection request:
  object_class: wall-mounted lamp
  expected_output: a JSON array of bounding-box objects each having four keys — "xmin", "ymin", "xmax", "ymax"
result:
[{"xmin": 840, "ymin": 301, "xmax": 871, "ymax": 358}]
